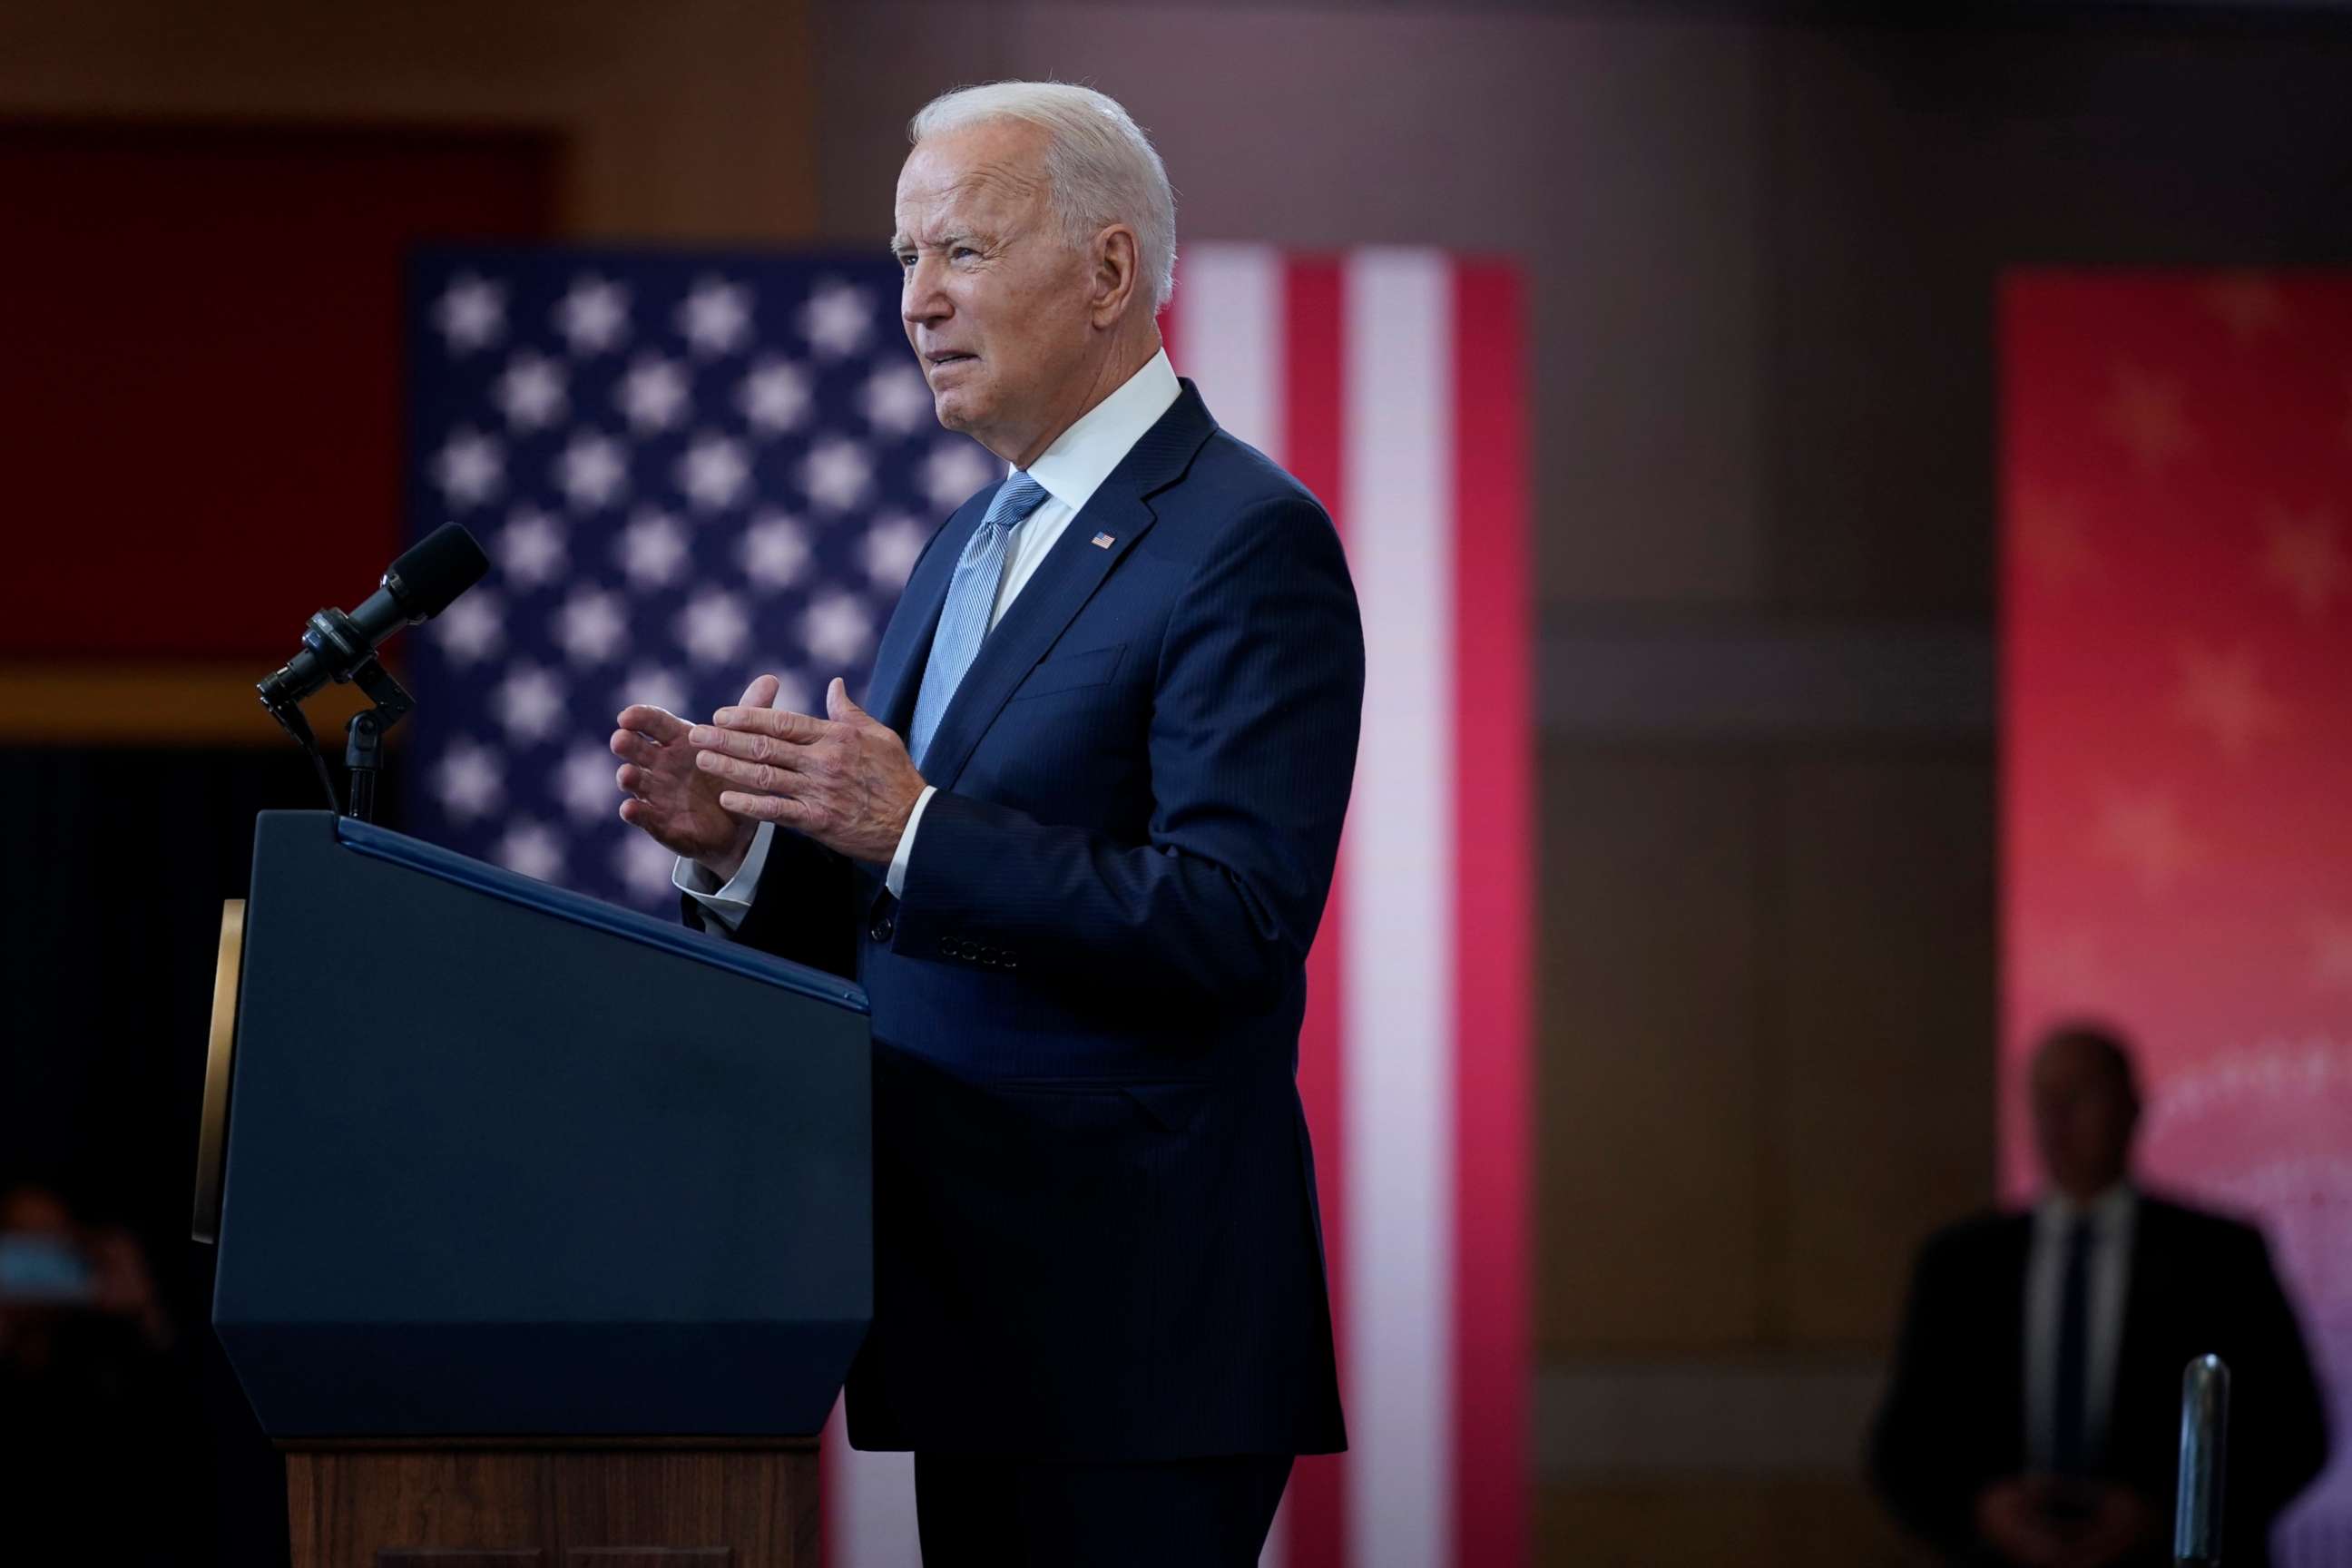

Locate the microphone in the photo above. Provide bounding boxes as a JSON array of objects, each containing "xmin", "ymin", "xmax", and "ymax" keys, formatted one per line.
[{"xmin": 256, "ymin": 524, "xmax": 490, "ymax": 711}]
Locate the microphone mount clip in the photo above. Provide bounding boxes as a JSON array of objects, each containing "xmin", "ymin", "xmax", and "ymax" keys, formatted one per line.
[{"xmin": 260, "ymin": 604, "xmax": 416, "ymax": 825}]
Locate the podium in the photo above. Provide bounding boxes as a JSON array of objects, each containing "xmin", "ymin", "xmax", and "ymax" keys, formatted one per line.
[{"xmin": 199, "ymin": 811, "xmax": 872, "ymax": 1567}]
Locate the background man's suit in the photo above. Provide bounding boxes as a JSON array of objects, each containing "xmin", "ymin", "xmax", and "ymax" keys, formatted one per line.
[
  {"xmin": 686, "ymin": 379, "xmax": 1359, "ymax": 1472},
  {"xmin": 1870, "ymin": 1192, "xmax": 2328, "ymax": 1567}
]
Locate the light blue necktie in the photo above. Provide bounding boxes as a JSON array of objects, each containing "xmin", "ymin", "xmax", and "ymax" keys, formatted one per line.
[{"xmin": 907, "ymin": 470, "xmax": 1050, "ymax": 768}]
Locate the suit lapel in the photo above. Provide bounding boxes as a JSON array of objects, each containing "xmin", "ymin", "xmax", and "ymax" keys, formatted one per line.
[
  {"xmin": 867, "ymin": 495, "xmax": 989, "ymax": 734},
  {"xmin": 909, "ymin": 382, "xmax": 1219, "ymax": 791}
]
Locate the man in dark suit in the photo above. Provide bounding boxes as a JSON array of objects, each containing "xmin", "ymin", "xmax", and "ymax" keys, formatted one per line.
[
  {"xmin": 1871, "ymin": 1024, "xmax": 2328, "ymax": 1567},
  {"xmin": 609, "ymin": 81, "xmax": 1356, "ymax": 1566}
]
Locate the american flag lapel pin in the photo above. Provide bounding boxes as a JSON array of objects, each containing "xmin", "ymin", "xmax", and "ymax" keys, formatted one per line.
[{"xmin": 1092, "ymin": 532, "xmax": 1115, "ymax": 549}]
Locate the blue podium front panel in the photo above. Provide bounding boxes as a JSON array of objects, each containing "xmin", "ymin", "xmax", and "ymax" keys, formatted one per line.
[{"xmin": 212, "ymin": 812, "xmax": 871, "ymax": 1437}]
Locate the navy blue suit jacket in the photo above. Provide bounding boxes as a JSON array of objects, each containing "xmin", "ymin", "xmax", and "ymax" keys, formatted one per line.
[{"xmin": 688, "ymin": 381, "xmax": 1359, "ymax": 1459}]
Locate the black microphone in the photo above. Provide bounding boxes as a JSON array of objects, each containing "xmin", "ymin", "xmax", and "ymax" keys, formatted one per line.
[{"xmin": 257, "ymin": 523, "xmax": 490, "ymax": 711}]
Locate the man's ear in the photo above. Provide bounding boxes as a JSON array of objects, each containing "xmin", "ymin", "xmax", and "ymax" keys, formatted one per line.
[{"xmin": 1090, "ymin": 224, "xmax": 1142, "ymax": 328}]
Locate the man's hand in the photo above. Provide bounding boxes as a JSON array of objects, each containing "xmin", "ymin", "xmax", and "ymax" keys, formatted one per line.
[
  {"xmin": 688, "ymin": 677, "xmax": 926, "ymax": 867},
  {"xmin": 612, "ymin": 673, "xmax": 779, "ymax": 881},
  {"xmin": 2055, "ymin": 1485, "xmax": 2151, "ymax": 1568},
  {"xmin": 1975, "ymin": 1475, "xmax": 2069, "ymax": 1567},
  {"xmin": 1974, "ymin": 1475, "xmax": 2152, "ymax": 1568}
]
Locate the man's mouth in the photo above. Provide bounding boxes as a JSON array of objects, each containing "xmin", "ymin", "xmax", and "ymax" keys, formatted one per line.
[{"xmin": 926, "ymin": 350, "xmax": 976, "ymax": 368}]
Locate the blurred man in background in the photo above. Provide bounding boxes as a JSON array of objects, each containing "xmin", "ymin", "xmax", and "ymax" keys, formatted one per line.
[
  {"xmin": 1871, "ymin": 1024, "xmax": 2328, "ymax": 1566},
  {"xmin": 0, "ymin": 1180, "xmax": 183, "ymax": 1563}
]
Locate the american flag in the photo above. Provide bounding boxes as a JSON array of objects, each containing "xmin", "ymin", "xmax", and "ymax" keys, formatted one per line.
[
  {"xmin": 402, "ymin": 249, "xmax": 999, "ymax": 912},
  {"xmin": 403, "ymin": 244, "xmax": 1533, "ymax": 1568}
]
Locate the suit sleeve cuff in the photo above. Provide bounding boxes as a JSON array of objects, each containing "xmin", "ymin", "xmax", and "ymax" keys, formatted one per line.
[
  {"xmin": 673, "ymin": 820, "xmax": 778, "ymax": 932},
  {"xmin": 885, "ymin": 786, "xmax": 936, "ymax": 899}
]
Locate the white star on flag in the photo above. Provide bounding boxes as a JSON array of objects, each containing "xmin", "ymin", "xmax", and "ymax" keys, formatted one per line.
[
  {"xmin": 802, "ymin": 592, "xmax": 874, "ymax": 665},
  {"xmin": 555, "ymin": 432, "xmax": 629, "ymax": 510},
  {"xmin": 431, "ymin": 588, "xmax": 505, "ymax": 665},
  {"xmin": 861, "ymin": 364, "xmax": 935, "ymax": 435},
  {"xmin": 802, "ymin": 279, "xmax": 875, "ymax": 358},
  {"xmin": 2311, "ymin": 914, "xmax": 2352, "ymax": 992},
  {"xmin": 494, "ymin": 820, "xmax": 567, "ymax": 883},
  {"xmin": 861, "ymin": 514, "xmax": 929, "ymax": 589},
  {"xmin": 433, "ymin": 740, "xmax": 505, "ymax": 820},
  {"xmin": 617, "ymin": 509, "xmax": 691, "ymax": 588},
  {"xmin": 677, "ymin": 590, "xmax": 752, "ymax": 666},
  {"xmin": 803, "ymin": 436, "xmax": 874, "ymax": 512},
  {"xmin": 433, "ymin": 273, "xmax": 506, "ymax": 353},
  {"xmin": 617, "ymin": 354, "xmax": 691, "ymax": 434},
  {"xmin": 614, "ymin": 830, "xmax": 686, "ymax": 899},
  {"xmin": 767, "ymin": 671, "xmax": 816, "ymax": 717},
  {"xmin": 740, "ymin": 358, "xmax": 814, "ymax": 435},
  {"xmin": 553, "ymin": 586, "xmax": 629, "ymax": 666},
  {"xmin": 556, "ymin": 742, "xmax": 622, "ymax": 822},
  {"xmin": 677, "ymin": 432, "xmax": 752, "ymax": 511},
  {"xmin": 433, "ymin": 428, "xmax": 504, "ymax": 508},
  {"xmin": 922, "ymin": 439, "xmax": 998, "ymax": 510},
  {"xmin": 554, "ymin": 275, "xmax": 631, "ymax": 355},
  {"xmin": 496, "ymin": 509, "xmax": 567, "ymax": 589},
  {"xmin": 493, "ymin": 662, "xmax": 568, "ymax": 742},
  {"xmin": 618, "ymin": 665, "xmax": 692, "ymax": 722},
  {"xmin": 678, "ymin": 277, "xmax": 754, "ymax": 356},
  {"xmin": 494, "ymin": 351, "xmax": 568, "ymax": 429},
  {"xmin": 741, "ymin": 511, "xmax": 813, "ymax": 590}
]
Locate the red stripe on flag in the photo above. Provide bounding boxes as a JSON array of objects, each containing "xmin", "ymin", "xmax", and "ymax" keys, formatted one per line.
[
  {"xmin": 1450, "ymin": 260, "xmax": 1530, "ymax": 1568},
  {"xmin": 1156, "ymin": 291, "xmax": 1181, "ymax": 377},
  {"xmin": 1284, "ymin": 255, "xmax": 1349, "ymax": 1568}
]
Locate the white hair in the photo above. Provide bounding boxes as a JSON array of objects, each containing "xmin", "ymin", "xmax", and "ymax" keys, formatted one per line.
[{"xmin": 909, "ymin": 81, "xmax": 1178, "ymax": 312}]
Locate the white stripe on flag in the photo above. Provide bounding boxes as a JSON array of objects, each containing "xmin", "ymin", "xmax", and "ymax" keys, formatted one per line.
[
  {"xmin": 827, "ymin": 1400, "xmax": 920, "ymax": 1568},
  {"xmin": 1341, "ymin": 249, "xmax": 1456, "ymax": 1568},
  {"xmin": 1178, "ymin": 244, "xmax": 1285, "ymax": 458}
]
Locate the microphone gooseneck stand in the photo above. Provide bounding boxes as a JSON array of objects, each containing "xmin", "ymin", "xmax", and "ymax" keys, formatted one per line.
[
  {"xmin": 262, "ymin": 648, "xmax": 416, "ymax": 827},
  {"xmin": 338, "ymin": 656, "xmax": 415, "ymax": 826}
]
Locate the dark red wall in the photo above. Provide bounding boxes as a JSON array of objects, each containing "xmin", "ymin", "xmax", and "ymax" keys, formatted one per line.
[{"xmin": 0, "ymin": 123, "xmax": 554, "ymax": 657}]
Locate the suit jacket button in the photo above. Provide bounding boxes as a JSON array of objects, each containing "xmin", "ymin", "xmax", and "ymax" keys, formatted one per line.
[{"xmin": 868, "ymin": 911, "xmax": 895, "ymax": 943}]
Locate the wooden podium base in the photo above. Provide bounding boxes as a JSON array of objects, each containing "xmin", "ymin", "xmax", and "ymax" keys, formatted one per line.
[{"xmin": 283, "ymin": 1437, "xmax": 819, "ymax": 1568}]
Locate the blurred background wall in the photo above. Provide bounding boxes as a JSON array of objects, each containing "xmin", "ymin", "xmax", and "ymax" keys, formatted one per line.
[{"xmin": 7, "ymin": 3, "xmax": 2352, "ymax": 1563}]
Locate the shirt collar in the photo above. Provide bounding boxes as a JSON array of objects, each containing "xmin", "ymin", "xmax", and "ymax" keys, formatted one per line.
[
  {"xmin": 1018, "ymin": 348, "xmax": 1181, "ymax": 516},
  {"xmin": 2035, "ymin": 1181, "xmax": 2137, "ymax": 1237}
]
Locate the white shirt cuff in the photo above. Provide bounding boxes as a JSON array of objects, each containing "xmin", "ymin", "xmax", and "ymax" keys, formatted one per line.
[
  {"xmin": 887, "ymin": 786, "xmax": 936, "ymax": 899},
  {"xmin": 672, "ymin": 820, "xmax": 778, "ymax": 933}
]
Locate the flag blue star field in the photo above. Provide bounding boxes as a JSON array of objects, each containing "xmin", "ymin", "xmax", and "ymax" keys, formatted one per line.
[{"xmin": 401, "ymin": 250, "xmax": 998, "ymax": 913}]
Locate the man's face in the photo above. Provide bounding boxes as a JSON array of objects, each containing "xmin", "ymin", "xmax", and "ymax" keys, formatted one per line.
[
  {"xmin": 893, "ymin": 120, "xmax": 1096, "ymax": 458},
  {"xmin": 2030, "ymin": 1038, "xmax": 2139, "ymax": 1198}
]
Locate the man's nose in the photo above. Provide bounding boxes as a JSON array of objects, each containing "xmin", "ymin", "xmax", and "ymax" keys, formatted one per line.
[{"xmin": 902, "ymin": 258, "xmax": 951, "ymax": 327}]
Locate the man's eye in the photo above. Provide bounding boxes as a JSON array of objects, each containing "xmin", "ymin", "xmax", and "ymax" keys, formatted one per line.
[
  {"xmin": 895, "ymin": 252, "xmax": 916, "ymax": 270},
  {"xmin": 951, "ymin": 246, "xmax": 977, "ymax": 261}
]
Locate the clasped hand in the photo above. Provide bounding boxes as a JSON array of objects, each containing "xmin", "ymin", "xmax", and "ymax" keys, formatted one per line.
[{"xmin": 612, "ymin": 673, "xmax": 926, "ymax": 874}]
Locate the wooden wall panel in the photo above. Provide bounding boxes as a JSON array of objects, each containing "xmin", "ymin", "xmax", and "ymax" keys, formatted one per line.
[
  {"xmin": 1537, "ymin": 748, "xmax": 1764, "ymax": 1355},
  {"xmin": 1536, "ymin": 1475, "xmax": 1921, "ymax": 1568},
  {"xmin": 1767, "ymin": 755, "xmax": 1995, "ymax": 1348},
  {"xmin": 0, "ymin": 0, "xmax": 816, "ymax": 242}
]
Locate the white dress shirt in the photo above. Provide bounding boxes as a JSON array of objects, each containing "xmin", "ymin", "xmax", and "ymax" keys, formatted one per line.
[
  {"xmin": 2024, "ymin": 1181, "xmax": 2137, "ymax": 1471},
  {"xmin": 676, "ymin": 348, "xmax": 1183, "ymax": 926}
]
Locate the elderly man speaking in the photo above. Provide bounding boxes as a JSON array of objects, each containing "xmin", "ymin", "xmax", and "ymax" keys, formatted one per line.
[{"xmin": 611, "ymin": 82, "xmax": 1359, "ymax": 1564}]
